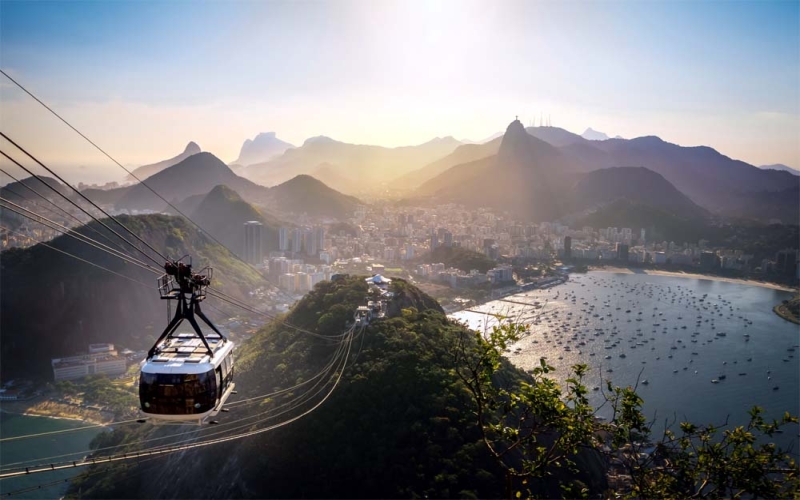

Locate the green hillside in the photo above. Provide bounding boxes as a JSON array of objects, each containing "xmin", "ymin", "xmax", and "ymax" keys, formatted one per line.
[
  {"xmin": 191, "ymin": 185, "xmax": 283, "ymax": 257},
  {"xmin": 0, "ymin": 214, "xmax": 266, "ymax": 378},
  {"xmin": 426, "ymin": 245, "xmax": 496, "ymax": 273},
  {"xmin": 68, "ymin": 277, "xmax": 585, "ymax": 499}
]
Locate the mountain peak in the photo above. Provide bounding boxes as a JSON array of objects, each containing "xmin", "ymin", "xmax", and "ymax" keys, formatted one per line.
[
  {"xmin": 234, "ymin": 132, "xmax": 294, "ymax": 166},
  {"xmin": 184, "ymin": 141, "xmax": 201, "ymax": 154},
  {"xmin": 581, "ymin": 128, "xmax": 610, "ymax": 141},
  {"xmin": 304, "ymin": 135, "xmax": 338, "ymax": 146},
  {"xmin": 498, "ymin": 119, "xmax": 534, "ymax": 162}
]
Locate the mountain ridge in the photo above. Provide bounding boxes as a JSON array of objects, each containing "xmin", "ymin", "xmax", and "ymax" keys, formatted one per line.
[
  {"xmin": 127, "ymin": 142, "xmax": 201, "ymax": 181},
  {"xmin": 233, "ymin": 132, "xmax": 294, "ymax": 167}
]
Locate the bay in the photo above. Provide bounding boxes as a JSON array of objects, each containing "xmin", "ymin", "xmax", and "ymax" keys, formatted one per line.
[
  {"xmin": 450, "ymin": 271, "xmax": 800, "ymax": 453},
  {"xmin": 0, "ymin": 412, "xmax": 105, "ymax": 499}
]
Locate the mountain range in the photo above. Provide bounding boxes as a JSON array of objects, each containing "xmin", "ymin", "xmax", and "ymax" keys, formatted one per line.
[
  {"xmin": 232, "ymin": 132, "xmax": 294, "ymax": 167},
  {"xmin": 82, "ymin": 152, "xmax": 361, "ymax": 220},
  {"xmin": 760, "ymin": 163, "xmax": 799, "ymax": 175},
  {"xmin": 126, "ymin": 142, "xmax": 201, "ymax": 181},
  {"xmin": 236, "ymin": 135, "xmax": 462, "ymax": 193},
  {"xmin": 114, "ymin": 152, "xmax": 269, "ymax": 211},
  {"xmin": 1, "ymin": 175, "xmax": 70, "ymax": 204},
  {"xmin": 409, "ymin": 120, "xmax": 798, "ymax": 225}
]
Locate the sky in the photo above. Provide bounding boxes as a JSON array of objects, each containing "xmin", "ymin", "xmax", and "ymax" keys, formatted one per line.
[{"xmin": 1, "ymin": 0, "xmax": 798, "ymax": 183}]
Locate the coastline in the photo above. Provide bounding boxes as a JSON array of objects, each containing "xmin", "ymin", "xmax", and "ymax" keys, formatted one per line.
[
  {"xmin": 591, "ymin": 267, "xmax": 797, "ymax": 293},
  {"xmin": 1, "ymin": 397, "xmax": 114, "ymax": 426}
]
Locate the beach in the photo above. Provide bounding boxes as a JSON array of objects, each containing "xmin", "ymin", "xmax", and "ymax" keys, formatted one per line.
[
  {"xmin": 1, "ymin": 396, "xmax": 114, "ymax": 426},
  {"xmin": 593, "ymin": 267, "xmax": 797, "ymax": 293}
]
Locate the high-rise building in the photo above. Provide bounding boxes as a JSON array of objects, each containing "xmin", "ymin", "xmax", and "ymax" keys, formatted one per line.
[
  {"xmin": 564, "ymin": 236, "xmax": 572, "ymax": 259},
  {"xmin": 443, "ymin": 231, "xmax": 453, "ymax": 248},
  {"xmin": 315, "ymin": 227, "xmax": 325, "ymax": 252},
  {"xmin": 430, "ymin": 230, "xmax": 439, "ymax": 251},
  {"xmin": 292, "ymin": 228, "xmax": 303, "ymax": 254},
  {"xmin": 304, "ymin": 229, "xmax": 317, "ymax": 257},
  {"xmin": 243, "ymin": 221, "xmax": 264, "ymax": 265},
  {"xmin": 776, "ymin": 249, "xmax": 798, "ymax": 276},
  {"xmin": 278, "ymin": 227, "xmax": 289, "ymax": 251}
]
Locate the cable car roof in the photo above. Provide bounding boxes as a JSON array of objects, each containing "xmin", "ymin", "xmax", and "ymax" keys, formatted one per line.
[{"xmin": 142, "ymin": 333, "xmax": 233, "ymax": 374}]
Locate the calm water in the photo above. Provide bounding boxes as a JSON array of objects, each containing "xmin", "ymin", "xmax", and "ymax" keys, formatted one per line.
[
  {"xmin": 0, "ymin": 412, "xmax": 104, "ymax": 499},
  {"xmin": 451, "ymin": 271, "xmax": 800, "ymax": 452}
]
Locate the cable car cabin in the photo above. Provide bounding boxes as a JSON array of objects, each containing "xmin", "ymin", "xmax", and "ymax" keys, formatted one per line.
[{"xmin": 139, "ymin": 333, "xmax": 235, "ymax": 424}]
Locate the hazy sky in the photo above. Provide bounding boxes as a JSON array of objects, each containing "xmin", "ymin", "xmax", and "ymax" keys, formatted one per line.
[{"xmin": 1, "ymin": 0, "xmax": 798, "ymax": 183}]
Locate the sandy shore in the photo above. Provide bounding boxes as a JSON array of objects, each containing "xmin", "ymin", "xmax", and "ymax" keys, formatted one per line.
[
  {"xmin": 593, "ymin": 267, "xmax": 797, "ymax": 293},
  {"xmin": 1, "ymin": 397, "xmax": 114, "ymax": 426}
]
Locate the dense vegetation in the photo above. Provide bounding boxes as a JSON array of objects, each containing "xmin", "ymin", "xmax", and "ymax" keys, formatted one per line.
[
  {"xmin": 68, "ymin": 277, "xmax": 538, "ymax": 498},
  {"xmin": 68, "ymin": 277, "xmax": 798, "ymax": 498},
  {"xmin": 426, "ymin": 245, "xmax": 496, "ymax": 273},
  {"xmin": 457, "ymin": 322, "xmax": 800, "ymax": 498},
  {"xmin": 0, "ymin": 214, "xmax": 267, "ymax": 378}
]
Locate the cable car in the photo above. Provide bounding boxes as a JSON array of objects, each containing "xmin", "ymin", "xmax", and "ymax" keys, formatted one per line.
[{"xmin": 139, "ymin": 259, "xmax": 235, "ymax": 424}]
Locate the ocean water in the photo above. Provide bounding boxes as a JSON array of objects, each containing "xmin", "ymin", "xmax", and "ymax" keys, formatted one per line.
[
  {"xmin": 451, "ymin": 271, "xmax": 800, "ymax": 452},
  {"xmin": 0, "ymin": 413, "xmax": 105, "ymax": 499}
]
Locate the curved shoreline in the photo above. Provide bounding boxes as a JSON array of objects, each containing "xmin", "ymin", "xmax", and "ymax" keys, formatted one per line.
[
  {"xmin": 592, "ymin": 267, "xmax": 797, "ymax": 293},
  {"xmin": 0, "ymin": 399, "xmax": 114, "ymax": 426}
]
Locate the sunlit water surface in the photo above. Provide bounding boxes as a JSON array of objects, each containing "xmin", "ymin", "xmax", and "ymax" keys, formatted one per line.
[{"xmin": 450, "ymin": 271, "xmax": 800, "ymax": 452}]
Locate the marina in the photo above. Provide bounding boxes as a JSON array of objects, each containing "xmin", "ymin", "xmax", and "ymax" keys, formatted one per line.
[{"xmin": 451, "ymin": 271, "xmax": 800, "ymax": 451}]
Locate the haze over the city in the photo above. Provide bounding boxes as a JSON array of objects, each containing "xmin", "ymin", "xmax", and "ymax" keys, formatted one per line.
[{"xmin": 1, "ymin": 0, "xmax": 798, "ymax": 183}]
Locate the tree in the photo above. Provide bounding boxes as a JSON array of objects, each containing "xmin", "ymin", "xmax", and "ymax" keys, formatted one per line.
[{"xmin": 453, "ymin": 320, "xmax": 800, "ymax": 498}]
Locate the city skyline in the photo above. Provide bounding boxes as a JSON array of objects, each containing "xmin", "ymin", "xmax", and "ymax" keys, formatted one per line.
[{"xmin": 1, "ymin": 0, "xmax": 797, "ymax": 183}]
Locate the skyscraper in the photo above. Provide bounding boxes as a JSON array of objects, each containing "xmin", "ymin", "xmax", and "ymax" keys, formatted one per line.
[
  {"xmin": 315, "ymin": 226, "xmax": 325, "ymax": 252},
  {"xmin": 304, "ymin": 229, "xmax": 318, "ymax": 257},
  {"xmin": 243, "ymin": 221, "xmax": 264, "ymax": 265},
  {"xmin": 278, "ymin": 227, "xmax": 289, "ymax": 251},
  {"xmin": 564, "ymin": 236, "xmax": 572, "ymax": 259},
  {"xmin": 443, "ymin": 230, "xmax": 453, "ymax": 248},
  {"xmin": 292, "ymin": 228, "xmax": 303, "ymax": 254},
  {"xmin": 430, "ymin": 230, "xmax": 439, "ymax": 251}
]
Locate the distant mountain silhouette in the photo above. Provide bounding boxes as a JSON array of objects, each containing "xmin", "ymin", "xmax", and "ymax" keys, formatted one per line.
[
  {"xmin": 114, "ymin": 152, "xmax": 269, "ymax": 211},
  {"xmin": 309, "ymin": 163, "xmax": 356, "ymax": 194},
  {"xmin": 233, "ymin": 132, "xmax": 294, "ymax": 167},
  {"xmin": 561, "ymin": 136, "xmax": 800, "ymax": 219},
  {"xmin": 190, "ymin": 185, "xmax": 283, "ymax": 257},
  {"xmin": 760, "ymin": 163, "xmax": 799, "ymax": 175},
  {"xmin": 525, "ymin": 126, "xmax": 589, "ymax": 147},
  {"xmin": 416, "ymin": 121, "xmax": 720, "ymax": 224},
  {"xmin": 520, "ymin": 129, "xmax": 798, "ymax": 220},
  {"xmin": 238, "ymin": 135, "xmax": 461, "ymax": 189},
  {"xmin": 393, "ymin": 137, "xmax": 502, "ymax": 189},
  {"xmin": 418, "ymin": 120, "xmax": 577, "ymax": 221},
  {"xmin": 127, "ymin": 142, "xmax": 201, "ymax": 181},
  {"xmin": 581, "ymin": 127, "xmax": 610, "ymax": 141},
  {"xmin": 0, "ymin": 175, "xmax": 69, "ymax": 200},
  {"xmin": 570, "ymin": 167, "xmax": 708, "ymax": 218},
  {"xmin": 265, "ymin": 174, "xmax": 361, "ymax": 219}
]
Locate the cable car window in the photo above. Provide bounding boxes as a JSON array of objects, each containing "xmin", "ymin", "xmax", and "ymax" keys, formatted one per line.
[{"xmin": 140, "ymin": 370, "xmax": 217, "ymax": 414}]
